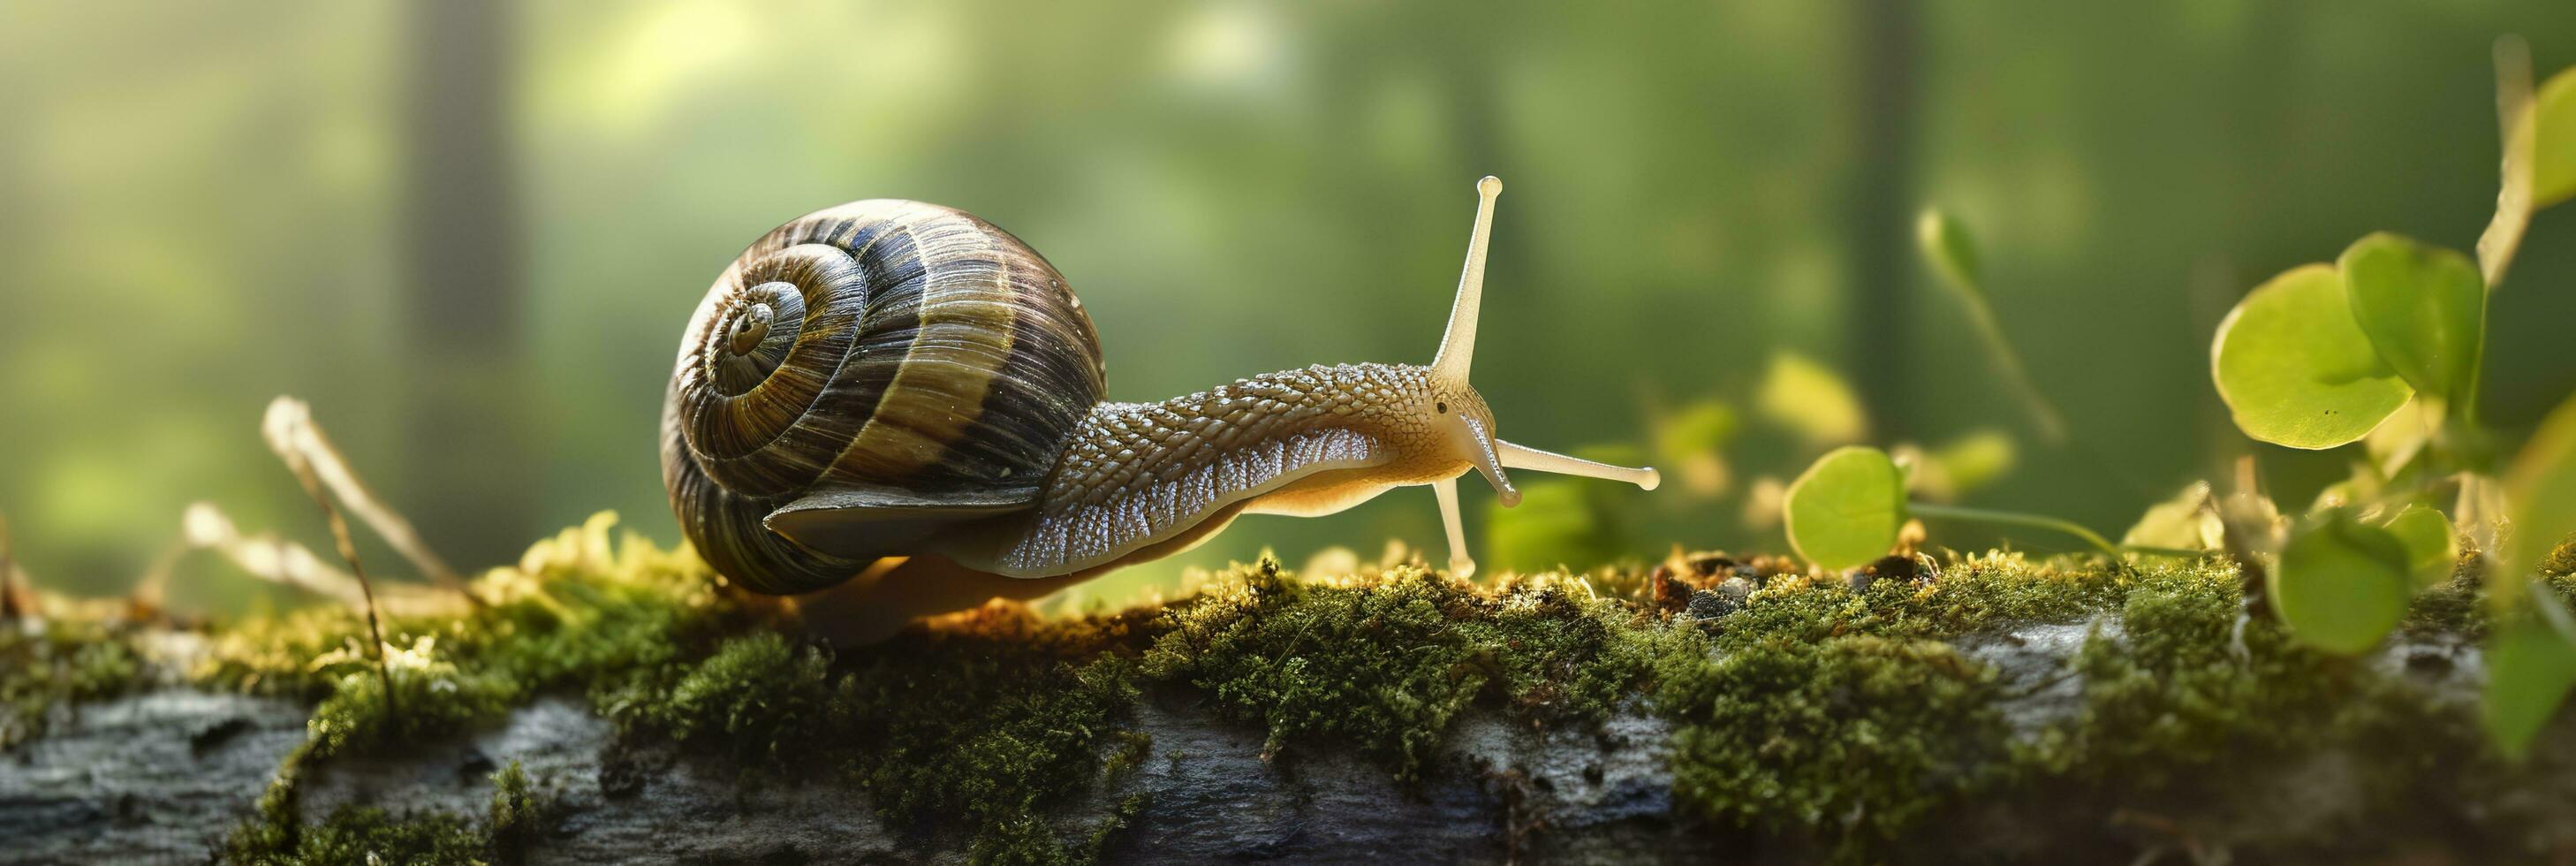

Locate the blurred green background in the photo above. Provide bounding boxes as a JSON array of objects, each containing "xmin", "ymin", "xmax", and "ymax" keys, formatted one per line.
[{"xmin": 5, "ymin": 1, "xmax": 2575, "ymax": 614}]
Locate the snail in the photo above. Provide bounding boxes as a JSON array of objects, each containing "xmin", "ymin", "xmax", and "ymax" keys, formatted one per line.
[{"xmin": 662, "ymin": 176, "xmax": 1658, "ymax": 642}]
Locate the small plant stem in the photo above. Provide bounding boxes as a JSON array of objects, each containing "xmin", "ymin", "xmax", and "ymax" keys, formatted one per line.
[
  {"xmin": 1926, "ymin": 261, "xmax": 2155, "ymax": 498},
  {"xmin": 1943, "ymin": 277, "xmax": 2068, "ymax": 447},
  {"xmin": 2461, "ymin": 302, "xmax": 2488, "ymax": 428},
  {"xmin": 2122, "ymin": 543, "xmax": 2218, "ymax": 558},
  {"xmin": 278, "ymin": 429, "xmax": 398, "ymax": 720},
  {"xmin": 1908, "ymin": 502, "xmax": 2123, "ymax": 558},
  {"xmin": 2475, "ymin": 35, "xmax": 2534, "ymax": 290},
  {"xmin": 0, "ymin": 513, "xmax": 20, "ymax": 621}
]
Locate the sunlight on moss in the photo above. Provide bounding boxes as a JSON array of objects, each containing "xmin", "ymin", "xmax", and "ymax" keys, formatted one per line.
[{"xmin": 1140, "ymin": 558, "xmax": 1663, "ymax": 781}]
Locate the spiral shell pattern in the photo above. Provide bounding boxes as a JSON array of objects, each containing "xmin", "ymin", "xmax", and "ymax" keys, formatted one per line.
[{"xmin": 662, "ymin": 200, "xmax": 1106, "ymax": 594}]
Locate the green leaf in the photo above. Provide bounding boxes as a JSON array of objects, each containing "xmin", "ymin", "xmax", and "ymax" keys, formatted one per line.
[
  {"xmin": 1757, "ymin": 353, "xmax": 1868, "ymax": 447},
  {"xmin": 2378, "ymin": 504, "xmax": 2458, "ymax": 589},
  {"xmin": 2480, "ymin": 38, "xmax": 2536, "ymax": 287},
  {"xmin": 1784, "ymin": 445, "xmax": 1906, "ymax": 571},
  {"xmin": 2337, "ymin": 233, "xmax": 2484, "ymax": 406},
  {"xmin": 1931, "ymin": 429, "xmax": 2016, "ymax": 495},
  {"xmin": 2307, "ymin": 462, "xmax": 2385, "ymax": 514},
  {"xmin": 1655, "ymin": 400, "xmax": 1738, "ymax": 460},
  {"xmin": 1896, "ymin": 430, "xmax": 2018, "ymax": 502},
  {"xmin": 2503, "ymin": 391, "xmax": 2576, "ymax": 591},
  {"xmin": 2534, "ymin": 65, "xmax": 2576, "ymax": 209},
  {"xmin": 2363, "ymin": 400, "xmax": 2439, "ymax": 478},
  {"xmin": 1915, "ymin": 208, "xmax": 1982, "ymax": 292},
  {"xmin": 1654, "ymin": 400, "xmax": 1739, "ymax": 498},
  {"xmin": 2123, "ymin": 482, "xmax": 2221, "ymax": 551},
  {"xmin": 2212, "ymin": 264, "xmax": 2413, "ymax": 450},
  {"xmin": 2482, "ymin": 602, "xmax": 2576, "ymax": 760},
  {"xmin": 2268, "ymin": 511, "xmax": 2413, "ymax": 655}
]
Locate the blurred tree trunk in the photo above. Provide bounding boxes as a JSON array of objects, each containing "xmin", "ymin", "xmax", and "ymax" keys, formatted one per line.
[
  {"xmin": 400, "ymin": 0, "xmax": 530, "ymax": 566},
  {"xmin": 1846, "ymin": 0, "xmax": 1920, "ymax": 436},
  {"xmin": 2196, "ymin": 4, "xmax": 2296, "ymax": 475}
]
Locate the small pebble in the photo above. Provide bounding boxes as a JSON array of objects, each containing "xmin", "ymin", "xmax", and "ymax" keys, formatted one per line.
[
  {"xmin": 1866, "ymin": 553, "xmax": 1922, "ymax": 584},
  {"xmin": 1687, "ymin": 577, "xmax": 1755, "ymax": 620}
]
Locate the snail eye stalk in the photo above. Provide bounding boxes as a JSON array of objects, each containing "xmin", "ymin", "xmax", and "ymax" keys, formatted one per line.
[
  {"xmin": 1430, "ymin": 176, "xmax": 1501, "ymax": 385},
  {"xmin": 1496, "ymin": 440, "xmax": 1661, "ymax": 490}
]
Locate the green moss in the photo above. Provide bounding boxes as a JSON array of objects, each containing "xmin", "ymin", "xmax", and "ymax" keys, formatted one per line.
[
  {"xmin": 1659, "ymin": 633, "xmax": 2008, "ymax": 851},
  {"xmin": 175, "ymin": 516, "xmax": 1154, "ymax": 864},
  {"xmin": 2542, "ymin": 536, "xmax": 2576, "ymax": 579},
  {"xmin": 1696, "ymin": 553, "xmax": 2222, "ymax": 652},
  {"xmin": 224, "ymin": 753, "xmax": 553, "ymax": 865},
  {"xmin": 2033, "ymin": 581, "xmax": 2307, "ymax": 784},
  {"xmin": 486, "ymin": 760, "xmax": 548, "ymax": 862},
  {"xmin": 273, "ymin": 806, "xmax": 488, "ymax": 865},
  {"xmin": 1628, "ymin": 555, "xmax": 2207, "ymax": 853},
  {"xmin": 585, "ymin": 609, "xmax": 1155, "ymax": 863},
  {"xmin": 224, "ymin": 744, "xmax": 312, "ymax": 863},
  {"xmin": 38, "ymin": 516, "xmax": 2554, "ymax": 863},
  {"xmin": 974, "ymin": 792, "xmax": 1148, "ymax": 866},
  {"xmin": 199, "ymin": 514, "xmax": 747, "ymax": 758},
  {"xmin": 0, "ymin": 617, "xmax": 146, "ymax": 748},
  {"xmin": 2394, "ymin": 547, "xmax": 2576, "ymax": 640},
  {"xmin": 2399, "ymin": 560, "xmax": 2488, "ymax": 638},
  {"xmin": 193, "ymin": 607, "xmax": 372, "ymax": 700},
  {"xmin": 611, "ymin": 631, "xmax": 834, "ymax": 761},
  {"xmin": 303, "ymin": 648, "xmax": 518, "ymax": 760},
  {"xmin": 839, "ymin": 636, "xmax": 1144, "ymax": 859},
  {"xmin": 1139, "ymin": 558, "xmax": 1659, "ymax": 781},
  {"xmin": 1635, "ymin": 552, "xmax": 2540, "ymax": 860}
]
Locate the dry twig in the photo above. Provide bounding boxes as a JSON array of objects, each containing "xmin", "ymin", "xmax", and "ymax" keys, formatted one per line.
[
  {"xmin": 263, "ymin": 398, "xmax": 399, "ymax": 718},
  {"xmin": 271, "ymin": 402, "xmax": 467, "ymax": 592}
]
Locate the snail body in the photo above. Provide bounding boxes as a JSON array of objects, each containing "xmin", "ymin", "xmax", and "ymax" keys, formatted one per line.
[{"xmin": 663, "ymin": 178, "xmax": 1657, "ymax": 641}]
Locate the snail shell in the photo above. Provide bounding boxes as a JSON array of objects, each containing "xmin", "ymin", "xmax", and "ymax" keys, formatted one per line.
[{"xmin": 660, "ymin": 200, "xmax": 1105, "ymax": 594}]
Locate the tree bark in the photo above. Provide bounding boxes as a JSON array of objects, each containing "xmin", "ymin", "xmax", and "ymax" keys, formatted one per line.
[{"xmin": 9, "ymin": 621, "xmax": 2571, "ymax": 864}]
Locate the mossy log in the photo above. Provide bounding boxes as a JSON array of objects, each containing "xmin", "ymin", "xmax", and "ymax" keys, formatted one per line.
[{"xmin": 5, "ymin": 524, "xmax": 2576, "ymax": 864}]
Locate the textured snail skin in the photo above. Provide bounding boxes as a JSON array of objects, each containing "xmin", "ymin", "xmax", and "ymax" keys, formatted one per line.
[{"xmin": 952, "ymin": 363, "xmax": 1493, "ymax": 578}]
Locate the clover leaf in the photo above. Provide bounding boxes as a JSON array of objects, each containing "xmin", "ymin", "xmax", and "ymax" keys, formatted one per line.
[
  {"xmin": 2212, "ymin": 264, "xmax": 2413, "ymax": 450},
  {"xmin": 1784, "ymin": 445, "xmax": 1905, "ymax": 571}
]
